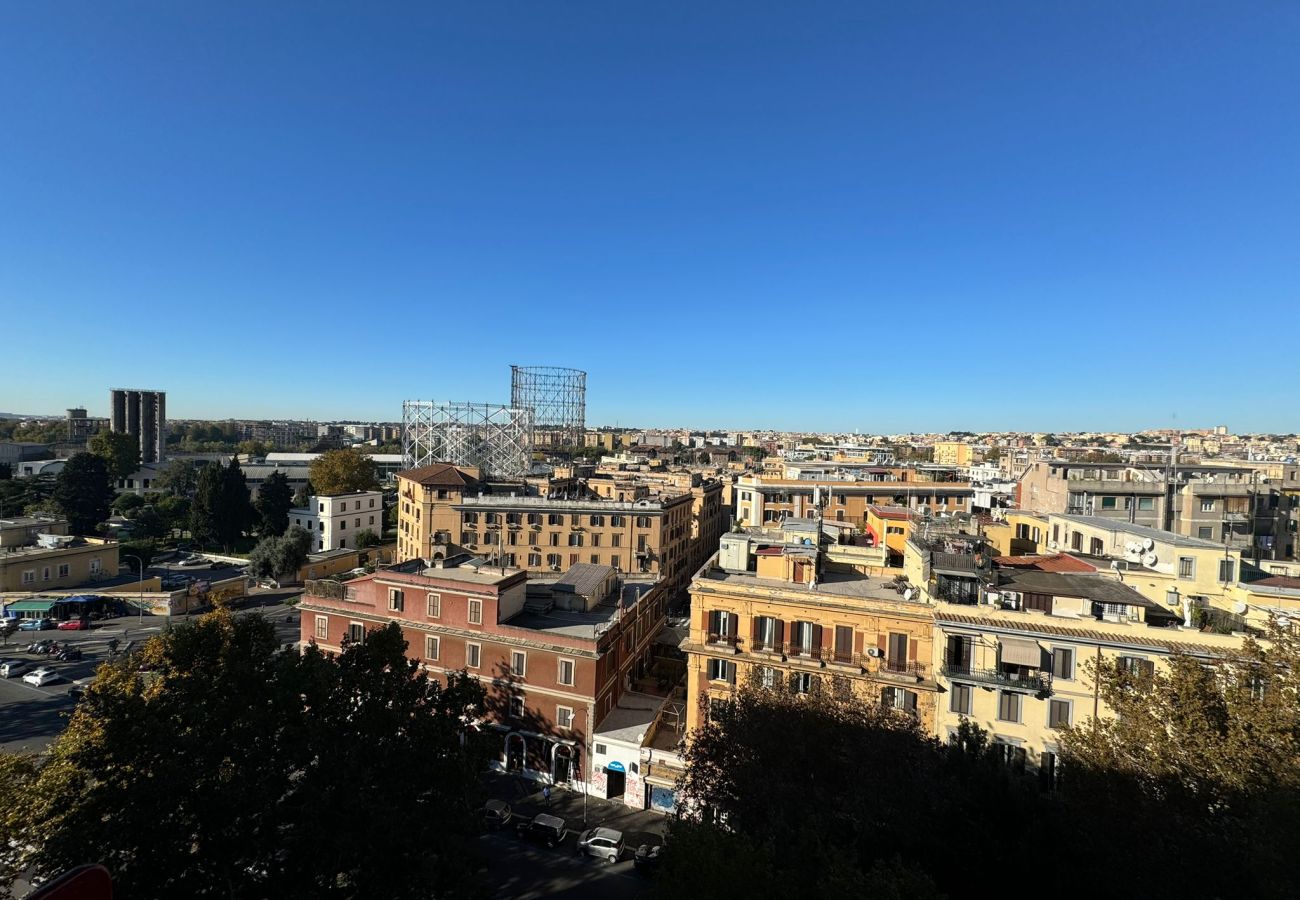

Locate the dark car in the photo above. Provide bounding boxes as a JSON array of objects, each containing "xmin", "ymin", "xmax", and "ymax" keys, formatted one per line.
[
  {"xmin": 634, "ymin": 840, "xmax": 663, "ymax": 876},
  {"xmin": 516, "ymin": 813, "xmax": 568, "ymax": 848},
  {"xmin": 483, "ymin": 799, "xmax": 512, "ymax": 829}
]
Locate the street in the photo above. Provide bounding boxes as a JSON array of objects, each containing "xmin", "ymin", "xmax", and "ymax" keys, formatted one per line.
[{"xmin": 0, "ymin": 601, "xmax": 302, "ymax": 754}]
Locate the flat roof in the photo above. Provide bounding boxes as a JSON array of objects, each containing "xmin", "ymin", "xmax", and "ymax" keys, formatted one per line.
[
  {"xmin": 1001, "ymin": 570, "xmax": 1161, "ymax": 609},
  {"xmin": 1054, "ymin": 515, "xmax": 1226, "ymax": 549},
  {"xmin": 698, "ymin": 567, "xmax": 921, "ymax": 604},
  {"xmin": 593, "ymin": 692, "xmax": 668, "ymax": 744}
]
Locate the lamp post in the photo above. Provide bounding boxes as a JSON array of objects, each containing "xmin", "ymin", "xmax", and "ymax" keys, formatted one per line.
[{"xmin": 122, "ymin": 555, "xmax": 145, "ymax": 623}]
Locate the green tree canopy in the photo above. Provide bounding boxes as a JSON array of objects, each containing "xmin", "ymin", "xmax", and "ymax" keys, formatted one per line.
[
  {"xmin": 111, "ymin": 492, "xmax": 147, "ymax": 515},
  {"xmin": 354, "ymin": 528, "xmax": 380, "ymax": 549},
  {"xmin": 0, "ymin": 614, "xmax": 489, "ymax": 900},
  {"xmin": 308, "ymin": 448, "xmax": 379, "ymax": 495},
  {"xmin": 255, "ymin": 469, "xmax": 294, "ymax": 537},
  {"xmin": 88, "ymin": 430, "xmax": 141, "ymax": 482},
  {"xmin": 248, "ymin": 526, "xmax": 313, "ymax": 580},
  {"xmin": 156, "ymin": 458, "xmax": 200, "ymax": 496},
  {"xmin": 189, "ymin": 459, "xmax": 253, "ymax": 550},
  {"xmin": 52, "ymin": 452, "xmax": 114, "ymax": 534}
]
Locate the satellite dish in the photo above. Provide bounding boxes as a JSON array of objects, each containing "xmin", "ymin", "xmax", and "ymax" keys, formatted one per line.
[
  {"xmin": 1048, "ymin": 540, "xmax": 1059, "ymax": 550},
  {"xmin": 903, "ymin": 588, "xmax": 915, "ymax": 601},
  {"xmin": 1233, "ymin": 601, "xmax": 1248, "ymax": 615},
  {"xmin": 1143, "ymin": 538, "xmax": 1156, "ymax": 551},
  {"xmin": 1143, "ymin": 552, "xmax": 1158, "ymax": 567}
]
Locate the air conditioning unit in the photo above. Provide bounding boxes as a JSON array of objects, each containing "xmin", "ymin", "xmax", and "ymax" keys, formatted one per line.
[
  {"xmin": 865, "ymin": 647, "xmax": 883, "ymax": 658},
  {"xmin": 551, "ymin": 564, "xmax": 562, "ymax": 571},
  {"xmin": 1048, "ymin": 540, "xmax": 1060, "ymax": 550},
  {"xmin": 1001, "ymin": 591, "xmax": 1021, "ymax": 610}
]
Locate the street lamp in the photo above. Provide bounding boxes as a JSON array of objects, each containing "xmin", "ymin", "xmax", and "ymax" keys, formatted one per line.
[{"xmin": 122, "ymin": 554, "xmax": 146, "ymax": 624}]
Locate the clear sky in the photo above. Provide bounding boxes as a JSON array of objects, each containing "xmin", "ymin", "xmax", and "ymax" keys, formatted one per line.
[{"xmin": 2, "ymin": 2, "xmax": 1297, "ymax": 433}]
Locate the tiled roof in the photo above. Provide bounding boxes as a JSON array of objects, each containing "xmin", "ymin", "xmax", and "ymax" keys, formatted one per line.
[
  {"xmin": 1253, "ymin": 575, "xmax": 1300, "ymax": 590},
  {"xmin": 934, "ymin": 612, "xmax": 1234, "ymax": 657},
  {"xmin": 995, "ymin": 553, "xmax": 1096, "ymax": 573},
  {"xmin": 397, "ymin": 462, "xmax": 478, "ymax": 487}
]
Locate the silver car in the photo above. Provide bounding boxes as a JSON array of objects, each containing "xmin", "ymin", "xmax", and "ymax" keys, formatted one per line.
[
  {"xmin": 576, "ymin": 827, "xmax": 624, "ymax": 864},
  {"xmin": 0, "ymin": 659, "xmax": 29, "ymax": 678}
]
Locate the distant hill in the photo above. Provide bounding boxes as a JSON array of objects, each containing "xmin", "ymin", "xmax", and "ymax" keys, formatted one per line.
[{"xmin": 0, "ymin": 412, "xmax": 59, "ymax": 420}]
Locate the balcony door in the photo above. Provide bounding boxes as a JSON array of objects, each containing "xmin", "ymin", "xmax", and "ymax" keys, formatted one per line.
[{"xmin": 887, "ymin": 633, "xmax": 909, "ymax": 671}]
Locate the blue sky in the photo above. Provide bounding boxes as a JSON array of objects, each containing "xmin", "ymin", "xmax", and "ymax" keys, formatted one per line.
[{"xmin": 1, "ymin": 2, "xmax": 1297, "ymax": 433}]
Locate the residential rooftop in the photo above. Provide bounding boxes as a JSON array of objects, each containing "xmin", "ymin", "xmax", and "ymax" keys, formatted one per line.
[
  {"xmin": 506, "ymin": 579, "xmax": 658, "ymax": 639},
  {"xmin": 1054, "ymin": 514, "xmax": 1227, "ymax": 549},
  {"xmin": 697, "ymin": 565, "xmax": 921, "ymax": 604}
]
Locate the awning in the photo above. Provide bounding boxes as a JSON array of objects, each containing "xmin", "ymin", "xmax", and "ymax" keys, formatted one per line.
[
  {"xmin": 3, "ymin": 599, "xmax": 56, "ymax": 613},
  {"xmin": 999, "ymin": 637, "xmax": 1043, "ymax": 667}
]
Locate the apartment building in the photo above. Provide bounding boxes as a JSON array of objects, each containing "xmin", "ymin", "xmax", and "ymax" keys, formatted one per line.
[
  {"xmin": 395, "ymin": 462, "xmax": 726, "ymax": 597},
  {"xmin": 903, "ymin": 532, "xmax": 1249, "ymax": 782},
  {"xmin": 298, "ymin": 558, "xmax": 666, "ymax": 794},
  {"xmin": 109, "ymin": 388, "xmax": 167, "ymax": 464},
  {"xmin": 289, "ymin": 490, "xmax": 384, "ymax": 551},
  {"xmin": 735, "ymin": 471, "xmax": 975, "ymax": 532},
  {"xmin": 932, "ymin": 441, "xmax": 973, "ymax": 467},
  {"xmin": 684, "ymin": 521, "xmax": 940, "ymax": 738}
]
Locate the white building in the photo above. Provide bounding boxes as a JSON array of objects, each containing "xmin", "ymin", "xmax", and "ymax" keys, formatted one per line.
[{"xmin": 289, "ymin": 490, "xmax": 384, "ymax": 552}]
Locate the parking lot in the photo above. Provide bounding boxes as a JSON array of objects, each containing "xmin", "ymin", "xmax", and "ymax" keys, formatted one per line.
[{"xmin": 0, "ymin": 601, "xmax": 302, "ymax": 754}]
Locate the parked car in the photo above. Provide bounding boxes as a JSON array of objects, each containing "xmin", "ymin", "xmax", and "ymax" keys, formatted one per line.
[
  {"xmin": 22, "ymin": 667, "xmax": 59, "ymax": 686},
  {"xmin": 68, "ymin": 678, "xmax": 96, "ymax": 703},
  {"xmin": 576, "ymin": 827, "xmax": 624, "ymax": 864},
  {"xmin": 178, "ymin": 555, "xmax": 208, "ymax": 567},
  {"xmin": 633, "ymin": 840, "xmax": 663, "ymax": 876},
  {"xmin": 516, "ymin": 813, "xmax": 568, "ymax": 848},
  {"xmin": 0, "ymin": 659, "xmax": 29, "ymax": 678},
  {"xmin": 56, "ymin": 619, "xmax": 90, "ymax": 631},
  {"xmin": 18, "ymin": 618, "xmax": 53, "ymax": 631},
  {"xmin": 483, "ymin": 799, "xmax": 512, "ymax": 829}
]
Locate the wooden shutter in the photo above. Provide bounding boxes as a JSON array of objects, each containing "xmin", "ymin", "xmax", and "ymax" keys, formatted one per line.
[
  {"xmin": 774, "ymin": 619, "xmax": 784, "ymax": 648},
  {"xmin": 812, "ymin": 624, "xmax": 823, "ymax": 653},
  {"xmin": 751, "ymin": 616, "xmax": 762, "ymax": 646}
]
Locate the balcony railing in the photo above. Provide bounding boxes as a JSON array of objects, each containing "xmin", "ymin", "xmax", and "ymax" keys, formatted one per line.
[
  {"xmin": 942, "ymin": 655, "xmax": 1051, "ymax": 694},
  {"xmin": 706, "ymin": 633, "xmax": 742, "ymax": 648},
  {"xmin": 879, "ymin": 658, "xmax": 927, "ymax": 678}
]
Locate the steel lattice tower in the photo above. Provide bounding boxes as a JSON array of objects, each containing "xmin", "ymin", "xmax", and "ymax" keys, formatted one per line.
[
  {"xmin": 401, "ymin": 401, "xmax": 534, "ymax": 478},
  {"xmin": 510, "ymin": 366, "xmax": 586, "ymax": 448}
]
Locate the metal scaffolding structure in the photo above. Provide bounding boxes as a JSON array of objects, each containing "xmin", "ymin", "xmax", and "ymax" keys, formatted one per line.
[
  {"xmin": 401, "ymin": 401, "xmax": 534, "ymax": 478},
  {"xmin": 510, "ymin": 365, "xmax": 586, "ymax": 448}
]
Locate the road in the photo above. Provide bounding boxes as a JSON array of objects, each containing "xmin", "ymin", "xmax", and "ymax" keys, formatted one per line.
[
  {"xmin": 0, "ymin": 600, "xmax": 301, "ymax": 754},
  {"xmin": 475, "ymin": 830, "xmax": 653, "ymax": 900}
]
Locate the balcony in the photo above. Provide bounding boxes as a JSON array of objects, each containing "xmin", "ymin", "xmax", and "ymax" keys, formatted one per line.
[
  {"xmin": 877, "ymin": 658, "xmax": 927, "ymax": 682},
  {"xmin": 941, "ymin": 655, "xmax": 1051, "ymax": 694},
  {"xmin": 705, "ymin": 633, "xmax": 742, "ymax": 654}
]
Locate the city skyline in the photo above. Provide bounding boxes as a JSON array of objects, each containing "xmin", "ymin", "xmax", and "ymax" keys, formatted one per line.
[{"xmin": 3, "ymin": 3, "xmax": 1298, "ymax": 431}]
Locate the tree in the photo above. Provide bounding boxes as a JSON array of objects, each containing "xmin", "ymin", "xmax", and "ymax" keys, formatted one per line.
[
  {"xmin": 154, "ymin": 493, "xmax": 191, "ymax": 537},
  {"xmin": 111, "ymin": 492, "xmax": 146, "ymax": 515},
  {"xmin": 237, "ymin": 439, "xmax": 269, "ymax": 457},
  {"xmin": 1060, "ymin": 621, "xmax": 1300, "ymax": 896},
  {"xmin": 156, "ymin": 458, "xmax": 200, "ymax": 496},
  {"xmin": 191, "ymin": 458, "xmax": 254, "ymax": 551},
  {"xmin": 308, "ymin": 448, "xmax": 379, "ymax": 495},
  {"xmin": 128, "ymin": 504, "xmax": 168, "ymax": 540},
  {"xmin": 52, "ymin": 453, "xmax": 114, "ymax": 534},
  {"xmin": 247, "ymin": 527, "xmax": 313, "ymax": 581},
  {"xmin": 292, "ymin": 480, "xmax": 314, "ymax": 509},
  {"xmin": 354, "ymin": 528, "xmax": 380, "ymax": 549},
  {"xmin": 255, "ymin": 470, "xmax": 294, "ymax": 537},
  {"xmin": 88, "ymin": 430, "xmax": 141, "ymax": 483},
  {"xmin": 1, "ymin": 614, "xmax": 488, "ymax": 900}
]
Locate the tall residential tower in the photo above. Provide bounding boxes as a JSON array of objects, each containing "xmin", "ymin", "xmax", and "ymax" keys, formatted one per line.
[{"xmin": 109, "ymin": 388, "xmax": 167, "ymax": 464}]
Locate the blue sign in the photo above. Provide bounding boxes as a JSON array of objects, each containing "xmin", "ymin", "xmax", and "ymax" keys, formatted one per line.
[{"xmin": 606, "ymin": 761, "xmax": 626, "ymax": 773}]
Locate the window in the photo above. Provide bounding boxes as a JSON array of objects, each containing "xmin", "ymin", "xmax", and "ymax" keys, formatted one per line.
[
  {"xmin": 1051, "ymin": 647, "xmax": 1074, "ymax": 680},
  {"xmin": 426, "ymin": 593, "xmax": 441, "ymax": 618},
  {"xmin": 466, "ymin": 642, "xmax": 481, "ymax": 669},
  {"xmin": 595, "ymin": 743, "xmax": 608, "ymax": 756},
  {"xmin": 994, "ymin": 741, "xmax": 1028, "ymax": 773},
  {"xmin": 21, "ymin": 570, "xmax": 34, "ymax": 585},
  {"xmin": 1198, "ymin": 526, "xmax": 1214, "ymax": 539},
  {"xmin": 1089, "ymin": 537, "xmax": 1104, "ymax": 556},
  {"xmin": 347, "ymin": 622, "xmax": 365, "ymax": 644},
  {"xmin": 528, "ymin": 553, "xmax": 542, "ymax": 567},
  {"xmin": 511, "ymin": 650, "xmax": 527, "ymax": 677},
  {"xmin": 42, "ymin": 567, "xmax": 50, "ymax": 581},
  {"xmin": 549, "ymin": 533, "xmax": 560, "ymax": 546},
  {"xmin": 424, "ymin": 636, "xmax": 440, "ymax": 660},
  {"xmin": 1100, "ymin": 496, "xmax": 1117, "ymax": 509},
  {"xmin": 509, "ymin": 696, "xmax": 524, "ymax": 718},
  {"xmin": 756, "ymin": 665, "xmax": 777, "ymax": 689},
  {"xmin": 753, "ymin": 615, "xmax": 781, "ymax": 651},
  {"xmin": 558, "ymin": 658, "xmax": 575, "ymax": 686},
  {"xmin": 834, "ymin": 625, "xmax": 854, "ymax": 663},
  {"xmin": 1118, "ymin": 656, "xmax": 1155, "ymax": 679},
  {"xmin": 57, "ymin": 563, "xmax": 70, "ymax": 578},
  {"xmin": 1201, "ymin": 499, "xmax": 1215, "ymax": 512},
  {"xmin": 591, "ymin": 533, "xmax": 601, "ymax": 547},
  {"xmin": 1138, "ymin": 497, "xmax": 1155, "ymax": 511},
  {"xmin": 707, "ymin": 609, "xmax": 735, "ymax": 641},
  {"xmin": 792, "ymin": 672, "xmax": 818, "ymax": 695},
  {"xmin": 340, "ymin": 520, "xmax": 346, "ymax": 530},
  {"xmin": 388, "ymin": 589, "xmax": 404, "ymax": 612},
  {"xmin": 1219, "ymin": 559, "xmax": 1235, "ymax": 583},
  {"xmin": 369, "ymin": 516, "xmax": 375, "ymax": 525},
  {"xmin": 950, "ymin": 682, "xmax": 973, "ymax": 714},
  {"xmin": 1178, "ymin": 557, "xmax": 1195, "ymax": 579},
  {"xmin": 591, "ymin": 554, "xmax": 599, "ymax": 565},
  {"xmin": 590, "ymin": 515, "xmax": 603, "ymax": 527},
  {"xmin": 612, "ymin": 534, "xmax": 621, "ymax": 547},
  {"xmin": 636, "ymin": 515, "xmax": 651, "ymax": 528},
  {"xmin": 707, "ymin": 658, "xmax": 736, "ymax": 684},
  {"xmin": 556, "ymin": 706, "xmax": 574, "ymax": 729},
  {"xmin": 1048, "ymin": 699, "xmax": 1071, "ymax": 729},
  {"xmin": 998, "ymin": 691, "xmax": 1021, "ymax": 723},
  {"xmin": 355, "ymin": 518, "xmax": 361, "ymax": 528},
  {"xmin": 314, "ymin": 616, "xmax": 328, "ymax": 640},
  {"xmin": 881, "ymin": 687, "xmax": 918, "ymax": 713},
  {"xmin": 791, "ymin": 620, "xmax": 817, "ymax": 655},
  {"xmin": 468, "ymin": 599, "xmax": 483, "ymax": 625},
  {"xmin": 370, "ymin": 498, "xmax": 376, "ymax": 507},
  {"xmin": 1039, "ymin": 751, "xmax": 1060, "ymax": 790}
]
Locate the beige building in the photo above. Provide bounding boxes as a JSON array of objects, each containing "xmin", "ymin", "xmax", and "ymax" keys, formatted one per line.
[
  {"xmin": 0, "ymin": 536, "xmax": 119, "ymax": 592},
  {"xmin": 685, "ymin": 522, "xmax": 940, "ymax": 735},
  {"xmin": 396, "ymin": 463, "xmax": 726, "ymax": 597},
  {"xmin": 932, "ymin": 441, "xmax": 972, "ymax": 467}
]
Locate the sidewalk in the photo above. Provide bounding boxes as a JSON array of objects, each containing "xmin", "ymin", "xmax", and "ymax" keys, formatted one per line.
[{"xmin": 481, "ymin": 771, "xmax": 668, "ymax": 843}]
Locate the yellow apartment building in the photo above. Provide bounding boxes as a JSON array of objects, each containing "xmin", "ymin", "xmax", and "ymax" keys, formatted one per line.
[
  {"xmin": 932, "ymin": 441, "xmax": 973, "ymax": 467},
  {"xmin": 0, "ymin": 537, "xmax": 119, "ymax": 592},
  {"xmin": 685, "ymin": 524, "xmax": 939, "ymax": 735}
]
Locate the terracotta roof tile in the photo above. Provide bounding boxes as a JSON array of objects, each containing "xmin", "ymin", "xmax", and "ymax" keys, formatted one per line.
[
  {"xmin": 1253, "ymin": 575, "xmax": 1300, "ymax": 590},
  {"xmin": 934, "ymin": 611, "xmax": 1234, "ymax": 657},
  {"xmin": 995, "ymin": 553, "xmax": 1096, "ymax": 573},
  {"xmin": 396, "ymin": 462, "xmax": 478, "ymax": 488}
]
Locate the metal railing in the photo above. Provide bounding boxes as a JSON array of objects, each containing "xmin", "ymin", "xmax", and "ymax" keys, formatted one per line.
[{"xmin": 941, "ymin": 656, "xmax": 1051, "ymax": 694}]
